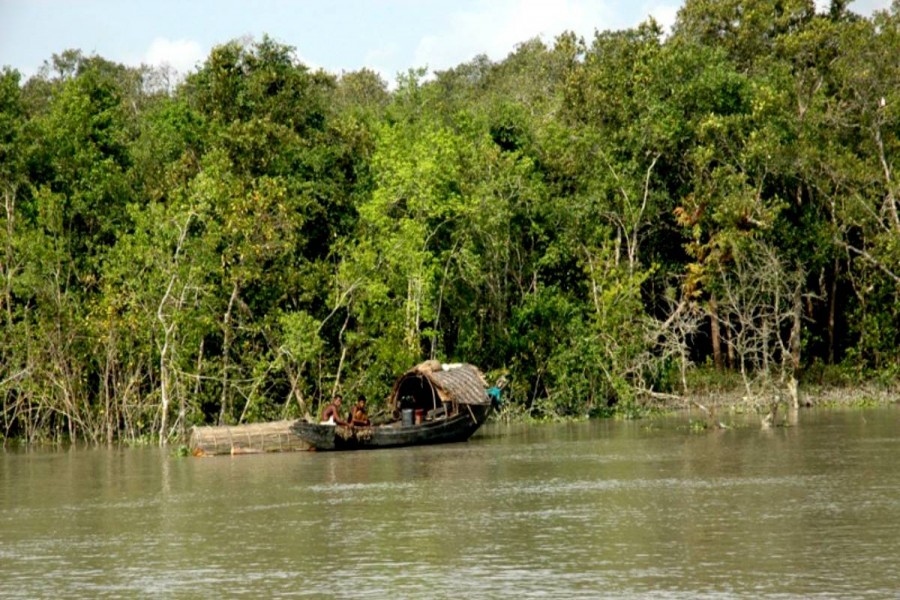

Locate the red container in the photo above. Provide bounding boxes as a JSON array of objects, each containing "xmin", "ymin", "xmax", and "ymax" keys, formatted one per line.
[{"xmin": 414, "ymin": 409, "xmax": 425, "ymax": 424}]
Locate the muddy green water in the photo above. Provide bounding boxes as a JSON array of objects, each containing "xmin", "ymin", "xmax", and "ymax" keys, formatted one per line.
[{"xmin": 2, "ymin": 407, "xmax": 899, "ymax": 599}]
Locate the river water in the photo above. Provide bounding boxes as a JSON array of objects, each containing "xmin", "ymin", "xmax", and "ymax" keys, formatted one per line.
[{"xmin": 2, "ymin": 407, "xmax": 899, "ymax": 599}]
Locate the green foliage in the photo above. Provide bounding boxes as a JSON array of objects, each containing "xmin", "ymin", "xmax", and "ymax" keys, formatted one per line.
[{"xmin": 3, "ymin": 5, "xmax": 900, "ymax": 442}]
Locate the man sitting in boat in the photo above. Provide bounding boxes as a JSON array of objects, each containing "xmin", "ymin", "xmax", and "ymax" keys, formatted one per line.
[
  {"xmin": 320, "ymin": 395, "xmax": 348, "ymax": 426},
  {"xmin": 350, "ymin": 397, "xmax": 370, "ymax": 427}
]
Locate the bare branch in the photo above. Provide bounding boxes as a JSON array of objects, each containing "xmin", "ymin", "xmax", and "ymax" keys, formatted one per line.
[{"xmin": 838, "ymin": 238, "xmax": 900, "ymax": 285}]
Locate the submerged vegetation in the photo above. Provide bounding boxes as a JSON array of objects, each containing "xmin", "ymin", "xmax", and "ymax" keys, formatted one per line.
[{"xmin": 1, "ymin": 0, "xmax": 899, "ymax": 444}]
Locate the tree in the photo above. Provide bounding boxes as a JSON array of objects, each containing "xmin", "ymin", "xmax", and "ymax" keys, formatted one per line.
[
  {"xmin": 673, "ymin": 0, "xmax": 816, "ymax": 72},
  {"xmin": 715, "ymin": 239, "xmax": 805, "ymax": 425}
]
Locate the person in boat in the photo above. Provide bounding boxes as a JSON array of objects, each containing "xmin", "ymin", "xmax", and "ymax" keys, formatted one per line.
[
  {"xmin": 350, "ymin": 397, "xmax": 370, "ymax": 427},
  {"xmin": 320, "ymin": 395, "xmax": 348, "ymax": 426}
]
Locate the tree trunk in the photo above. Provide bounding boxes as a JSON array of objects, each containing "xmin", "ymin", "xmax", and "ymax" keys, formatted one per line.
[
  {"xmin": 2, "ymin": 185, "xmax": 15, "ymax": 329},
  {"xmin": 828, "ymin": 258, "xmax": 838, "ymax": 365},
  {"xmin": 790, "ymin": 281, "xmax": 802, "ymax": 372},
  {"xmin": 789, "ymin": 280, "xmax": 803, "ymax": 410},
  {"xmin": 181, "ymin": 338, "xmax": 204, "ymax": 441},
  {"xmin": 762, "ymin": 401, "xmax": 778, "ymax": 429},
  {"xmin": 725, "ymin": 318, "xmax": 734, "ymax": 369},
  {"xmin": 103, "ymin": 329, "xmax": 115, "ymax": 443},
  {"xmin": 709, "ymin": 294, "xmax": 723, "ymax": 370},
  {"xmin": 157, "ymin": 213, "xmax": 192, "ymax": 444},
  {"xmin": 873, "ymin": 124, "xmax": 900, "ymax": 232},
  {"xmin": 218, "ymin": 281, "xmax": 239, "ymax": 426},
  {"xmin": 158, "ymin": 329, "xmax": 171, "ymax": 445},
  {"xmin": 157, "ymin": 280, "xmax": 177, "ymax": 446},
  {"xmin": 331, "ymin": 312, "xmax": 351, "ymax": 399}
]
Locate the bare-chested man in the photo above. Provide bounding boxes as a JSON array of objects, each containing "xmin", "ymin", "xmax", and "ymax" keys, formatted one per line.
[{"xmin": 320, "ymin": 395, "xmax": 347, "ymax": 426}]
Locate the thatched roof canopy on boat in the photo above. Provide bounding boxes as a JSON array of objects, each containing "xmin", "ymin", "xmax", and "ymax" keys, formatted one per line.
[{"xmin": 388, "ymin": 361, "xmax": 489, "ymax": 411}]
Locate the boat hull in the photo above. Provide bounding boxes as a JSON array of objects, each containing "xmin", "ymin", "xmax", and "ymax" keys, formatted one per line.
[{"xmin": 292, "ymin": 404, "xmax": 492, "ymax": 451}]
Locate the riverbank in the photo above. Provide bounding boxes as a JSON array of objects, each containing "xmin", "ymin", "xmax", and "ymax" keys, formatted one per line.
[
  {"xmin": 488, "ymin": 377, "xmax": 899, "ymax": 426},
  {"xmin": 670, "ymin": 383, "xmax": 898, "ymax": 412},
  {"xmin": 677, "ymin": 366, "xmax": 899, "ymax": 410},
  {"xmin": 3, "ymin": 372, "xmax": 897, "ymax": 448}
]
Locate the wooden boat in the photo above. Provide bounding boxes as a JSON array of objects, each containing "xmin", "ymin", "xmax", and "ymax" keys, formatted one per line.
[{"xmin": 292, "ymin": 362, "xmax": 499, "ymax": 451}]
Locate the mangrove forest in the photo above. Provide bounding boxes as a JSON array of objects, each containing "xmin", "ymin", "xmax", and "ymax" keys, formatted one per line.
[{"xmin": 1, "ymin": 0, "xmax": 898, "ymax": 444}]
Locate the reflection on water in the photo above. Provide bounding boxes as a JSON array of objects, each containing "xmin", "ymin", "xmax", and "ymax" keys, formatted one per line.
[{"xmin": 2, "ymin": 407, "xmax": 899, "ymax": 598}]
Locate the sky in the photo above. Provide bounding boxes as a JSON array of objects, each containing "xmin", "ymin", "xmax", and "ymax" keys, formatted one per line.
[{"xmin": 0, "ymin": 0, "xmax": 893, "ymax": 86}]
